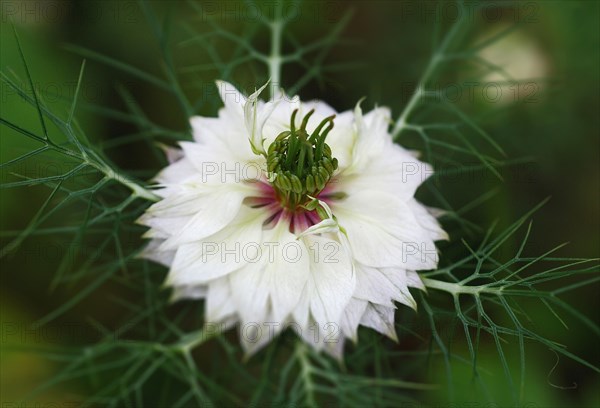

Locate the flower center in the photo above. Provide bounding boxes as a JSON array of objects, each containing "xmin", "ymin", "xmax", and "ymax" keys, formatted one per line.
[{"xmin": 266, "ymin": 109, "xmax": 339, "ymax": 211}]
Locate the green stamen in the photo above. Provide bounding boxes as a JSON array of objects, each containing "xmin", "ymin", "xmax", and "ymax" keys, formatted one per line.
[{"xmin": 267, "ymin": 109, "xmax": 339, "ymax": 210}]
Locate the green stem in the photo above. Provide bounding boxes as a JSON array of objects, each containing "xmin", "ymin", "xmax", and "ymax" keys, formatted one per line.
[
  {"xmin": 422, "ymin": 277, "xmax": 503, "ymax": 296},
  {"xmin": 268, "ymin": 3, "xmax": 283, "ymax": 95},
  {"xmin": 296, "ymin": 342, "xmax": 317, "ymax": 407},
  {"xmin": 392, "ymin": 4, "xmax": 468, "ymax": 139},
  {"xmin": 98, "ymin": 164, "xmax": 159, "ymax": 202},
  {"xmin": 174, "ymin": 327, "xmax": 221, "ymax": 353},
  {"xmin": 392, "ymin": 54, "xmax": 440, "ymax": 139}
]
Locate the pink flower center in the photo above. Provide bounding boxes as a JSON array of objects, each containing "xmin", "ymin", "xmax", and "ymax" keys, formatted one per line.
[{"xmin": 245, "ymin": 180, "xmax": 339, "ymax": 234}]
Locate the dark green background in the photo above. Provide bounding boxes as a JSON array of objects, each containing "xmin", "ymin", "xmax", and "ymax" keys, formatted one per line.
[{"xmin": 1, "ymin": 1, "xmax": 598, "ymax": 406}]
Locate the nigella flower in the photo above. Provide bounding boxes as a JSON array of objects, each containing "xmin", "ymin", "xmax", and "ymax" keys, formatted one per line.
[{"xmin": 138, "ymin": 81, "xmax": 447, "ymax": 358}]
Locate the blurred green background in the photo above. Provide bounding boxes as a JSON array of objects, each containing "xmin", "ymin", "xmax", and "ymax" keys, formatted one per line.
[{"xmin": 1, "ymin": 0, "xmax": 598, "ymax": 406}]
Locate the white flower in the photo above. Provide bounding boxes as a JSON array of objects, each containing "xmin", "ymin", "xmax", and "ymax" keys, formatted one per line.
[{"xmin": 138, "ymin": 81, "xmax": 447, "ymax": 358}]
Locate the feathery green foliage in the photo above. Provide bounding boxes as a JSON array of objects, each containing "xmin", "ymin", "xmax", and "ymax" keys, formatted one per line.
[{"xmin": 1, "ymin": 1, "xmax": 598, "ymax": 407}]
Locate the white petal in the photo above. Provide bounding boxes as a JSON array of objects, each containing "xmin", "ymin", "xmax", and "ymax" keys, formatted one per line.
[
  {"xmin": 340, "ymin": 298, "xmax": 368, "ymax": 341},
  {"xmin": 353, "ymin": 264, "xmax": 398, "ymax": 308},
  {"xmin": 205, "ymin": 279, "xmax": 237, "ymax": 323},
  {"xmin": 260, "ymin": 93, "xmax": 301, "ymax": 145},
  {"xmin": 160, "ymin": 183, "xmax": 256, "ymax": 248},
  {"xmin": 137, "ymin": 211, "xmax": 193, "ymax": 240},
  {"xmin": 138, "ymin": 239, "xmax": 175, "ymax": 267},
  {"xmin": 171, "ymin": 285, "xmax": 207, "ymax": 302},
  {"xmin": 267, "ymin": 221, "xmax": 310, "ymax": 323},
  {"xmin": 238, "ymin": 310, "xmax": 286, "ymax": 357},
  {"xmin": 145, "ymin": 188, "xmax": 207, "ymax": 217},
  {"xmin": 215, "ymin": 80, "xmax": 246, "ymax": 116},
  {"xmin": 295, "ymin": 317, "xmax": 344, "ymax": 356},
  {"xmin": 303, "ymin": 235, "xmax": 355, "ymax": 328},
  {"xmin": 380, "ymin": 268, "xmax": 417, "ymax": 309},
  {"xmin": 244, "ymin": 81, "xmax": 279, "ymax": 155},
  {"xmin": 229, "ymin": 219, "xmax": 310, "ymax": 325},
  {"xmin": 337, "ymin": 142, "xmax": 433, "ymax": 200},
  {"xmin": 229, "ymin": 261, "xmax": 271, "ymax": 324},
  {"xmin": 297, "ymin": 218, "xmax": 339, "ymax": 237},
  {"xmin": 351, "ymin": 264, "xmax": 418, "ymax": 310},
  {"xmin": 165, "ymin": 206, "xmax": 267, "ymax": 285},
  {"xmin": 155, "ymin": 143, "xmax": 184, "ymax": 164},
  {"xmin": 322, "ymin": 110, "xmax": 355, "ymax": 170},
  {"xmin": 408, "ymin": 199, "xmax": 449, "ymax": 241},
  {"xmin": 192, "ymin": 81, "xmax": 262, "ymax": 162},
  {"xmin": 153, "ymin": 157, "xmax": 196, "ymax": 186},
  {"xmin": 190, "ymin": 115, "xmax": 254, "ymax": 161},
  {"xmin": 359, "ymin": 303, "xmax": 398, "ymax": 342},
  {"xmin": 291, "ymin": 283, "xmax": 310, "ymax": 330},
  {"xmin": 322, "ymin": 336, "xmax": 345, "ymax": 360},
  {"xmin": 332, "ymin": 190, "xmax": 438, "ymax": 270},
  {"xmin": 179, "ymin": 141, "xmax": 262, "ymax": 185},
  {"xmin": 406, "ymin": 270, "xmax": 426, "ymax": 291},
  {"xmin": 349, "ymin": 105, "xmax": 391, "ymax": 171}
]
